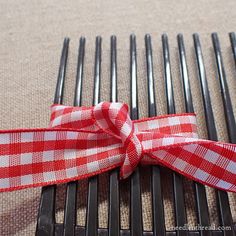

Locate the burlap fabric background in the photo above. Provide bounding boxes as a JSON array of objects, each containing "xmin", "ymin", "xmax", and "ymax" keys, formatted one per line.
[{"xmin": 1, "ymin": 0, "xmax": 236, "ymax": 235}]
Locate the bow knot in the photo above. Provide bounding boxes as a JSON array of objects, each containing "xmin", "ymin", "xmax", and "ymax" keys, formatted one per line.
[
  {"xmin": 93, "ymin": 102, "xmax": 143, "ymax": 177},
  {"xmin": 121, "ymin": 134, "xmax": 143, "ymax": 178}
]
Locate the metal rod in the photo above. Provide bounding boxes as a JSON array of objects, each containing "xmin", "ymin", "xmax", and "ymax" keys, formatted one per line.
[
  {"xmin": 36, "ymin": 37, "xmax": 70, "ymax": 236},
  {"xmin": 74, "ymin": 37, "xmax": 86, "ymax": 107},
  {"xmin": 160, "ymin": 33, "xmax": 187, "ymax": 236},
  {"xmin": 212, "ymin": 33, "xmax": 236, "ymax": 143},
  {"xmin": 145, "ymin": 34, "xmax": 166, "ymax": 236},
  {"xmin": 63, "ymin": 37, "xmax": 86, "ymax": 236},
  {"xmin": 85, "ymin": 36, "xmax": 102, "ymax": 236},
  {"xmin": 108, "ymin": 35, "xmax": 120, "ymax": 236},
  {"xmin": 130, "ymin": 34, "xmax": 139, "ymax": 120},
  {"xmin": 130, "ymin": 34, "xmax": 143, "ymax": 236},
  {"xmin": 211, "ymin": 33, "xmax": 235, "ymax": 236},
  {"xmin": 177, "ymin": 34, "xmax": 194, "ymax": 113},
  {"xmin": 229, "ymin": 32, "xmax": 236, "ymax": 69},
  {"xmin": 110, "ymin": 35, "xmax": 118, "ymax": 103},
  {"xmin": 162, "ymin": 34, "xmax": 175, "ymax": 114},
  {"xmin": 192, "ymin": 33, "xmax": 213, "ymax": 236}
]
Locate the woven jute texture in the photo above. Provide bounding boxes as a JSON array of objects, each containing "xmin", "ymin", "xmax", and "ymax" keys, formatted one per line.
[{"xmin": 1, "ymin": 0, "xmax": 236, "ymax": 235}]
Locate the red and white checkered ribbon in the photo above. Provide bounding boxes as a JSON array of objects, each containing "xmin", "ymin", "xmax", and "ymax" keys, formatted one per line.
[{"xmin": 0, "ymin": 101, "xmax": 236, "ymax": 192}]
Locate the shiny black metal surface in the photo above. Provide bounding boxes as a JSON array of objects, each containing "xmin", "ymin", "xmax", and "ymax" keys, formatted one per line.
[
  {"xmin": 191, "ymin": 33, "xmax": 211, "ymax": 236},
  {"xmin": 145, "ymin": 34, "xmax": 165, "ymax": 236},
  {"xmin": 130, "ymin": 34, "xmax": 143, "ymax": 236},
  {"xmin": 108, "ymin": 35, "xmax": 120, "ymax": 236},
  {"xmin": 211, "ymin": 33, "xmax": 235, "ymax": 236},
  {"xmin": 85, "ymin": 36, "xmax": 102, "ymax": 236},
  {"xmin": 63, "ymin": 37, "xmax": 86, "ymax": 236},
  {"xmin": 36, "ymin": 37, "xmax": 70, "ymax": 236}
]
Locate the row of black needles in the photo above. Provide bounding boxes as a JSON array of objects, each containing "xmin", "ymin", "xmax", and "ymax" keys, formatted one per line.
[{"xmin": 36, "ymin": 33, "xmax": 236, "ymax": 236}]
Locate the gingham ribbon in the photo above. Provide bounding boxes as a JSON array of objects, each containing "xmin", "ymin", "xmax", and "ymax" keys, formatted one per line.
[{"xmin": 0, "ymin": 102, "xmax": 236, "ymax": 192}]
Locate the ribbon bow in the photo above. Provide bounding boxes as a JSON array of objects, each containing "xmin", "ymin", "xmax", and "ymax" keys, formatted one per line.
[{"xmin": 0, "ymin": 102, "xmax": 236, "ymax": 192}]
